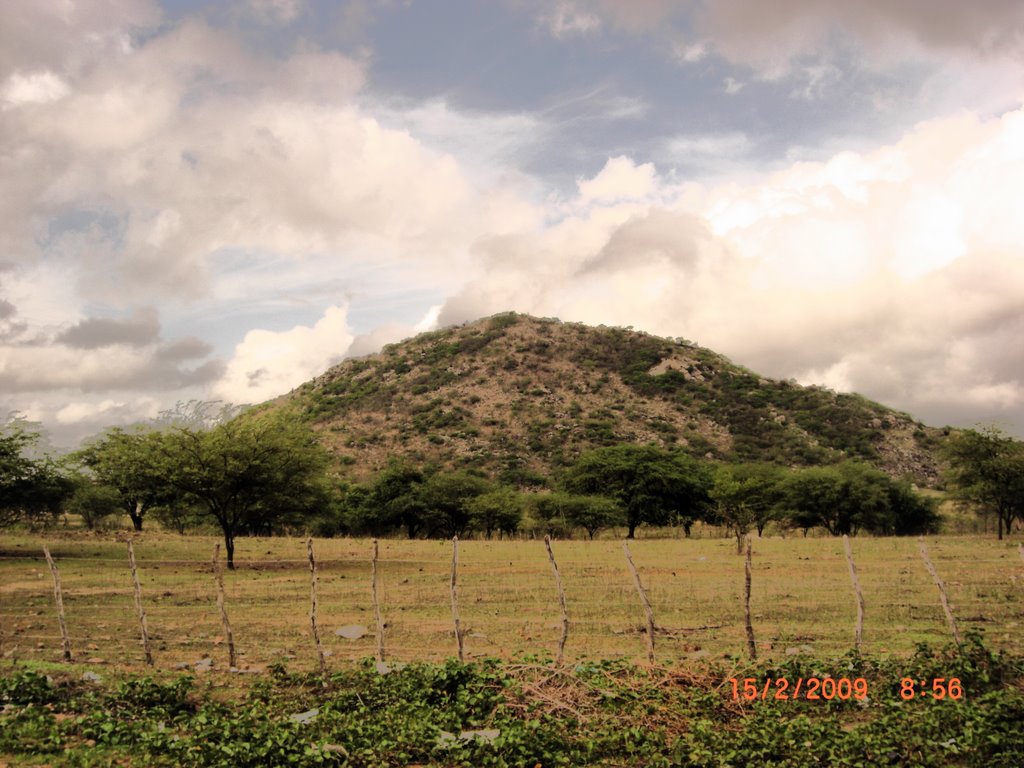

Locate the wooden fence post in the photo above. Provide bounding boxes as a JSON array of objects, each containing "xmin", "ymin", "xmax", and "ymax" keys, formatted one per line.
[
  {"xmin": 544, "ymin": 535, "xmax": 570, "ymax": 665},
  {"xmin": 126, "ymin": 540, "xmax": 153, "ymax": 666},
  {"xmin": 371, "ymin": 539, "xmax": 386, "ymax": 663},
  {"xmin": 212, "ymin": 544, "xmax": 237, "ymax": 668},
  {"xmin": 42, "ymin": 546, "xmax": 72, "ymax": 662},
  {"xmin": 450, "ymin": 536, "xmax": 464, "ymax": 662},
  {"xmin": 306, "ymin": 537, "xmax": 327, "ymax": 673},
  {"xmin": 744, "ymin": 536, "xmax": 756, "ymax": 661},
  {"xmin": 843, "ymin": 535, "xmax": 865, "ymax": 652},
  {"xmin": 918, "ymin": 538, "xmax": 962, "ymax": 648},
  {"xmin": 623, "ymin": 541, "xmax": 656, "ymax": 664}
]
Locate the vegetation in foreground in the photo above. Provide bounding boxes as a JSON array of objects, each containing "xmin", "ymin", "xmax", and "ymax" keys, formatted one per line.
[{"xmin": 1, "ymin": 634, "xmax": 1021, "ymax": 767}]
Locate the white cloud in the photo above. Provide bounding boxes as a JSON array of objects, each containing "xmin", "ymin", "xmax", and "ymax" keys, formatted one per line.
[
  {"xmin": 577, "ymin": 156, "xmax": 658, "ymax": 204},
  {"xmin": 723, "ymin": 77, "xmax": 744, "ymax": 95},
  {"xmin": 437, "ymin": 104, "xmax": 1024, "ymax": 433},
  {"xmin": 538, "ymin": 2, "xmax": 602, "ymax": 39},
  {"xmin": 1, "ymin": 70, "xmax": 70, "ymax": 107},
  {"xmin": 213, "ymin": 305, "xmax": 355, "ymax": 404}
]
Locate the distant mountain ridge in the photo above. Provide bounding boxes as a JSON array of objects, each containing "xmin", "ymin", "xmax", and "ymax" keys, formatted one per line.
[{"xmin": 277, "ymin": 313, "xmax": 946, "ymax": 486}]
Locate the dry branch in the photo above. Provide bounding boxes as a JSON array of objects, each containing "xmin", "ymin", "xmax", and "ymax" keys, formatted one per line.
[
  {"xmin": 42, "ymin": 546, "xmax": 72, "ymax": 662},
  {"xmin": 450, "ymin": 536, "xmax": 464, "ymax": 662},
  {"xmin": 744, "ymin": 537, "xmax": 756, "ymax": 661},
  {"xmin": 918, "ymin": 537, "xmax": 962, "ymax": 648},
  {"xmin": 544, "ymin": 535, "xmax": 570, "ymax": 665},
  {"xmin": 623, "ymin": 541, "xmax": 655, "ymax": 664},
  {"xmin": 212, "ymin": 544, "xmax": 237, "ymax": 668},
  {"xmin": 126, "ymin": 540, "xmax": 153, "ymax": 666},
  {"xmin": 371, "ymin": 539, "xmax": 385, "ymax": 663},
  {"xmin": 843, "ymin": 535, "xmax": 865, "ymax": 652},
  {"xmin": 307, "ymin": 537, "xmax": 327, "ymax": 673}
]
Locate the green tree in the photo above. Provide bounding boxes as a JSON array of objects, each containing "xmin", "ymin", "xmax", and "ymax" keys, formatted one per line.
[
  {"xmin": 781, "ymin": 461, "xmax": 937, "ymax": 536},
  {"xmin": 65, "ymin": 480, "xmax": 121, "ymax": 530},
  {"xmin": 0, "ymin": 423, "xmax": 73, "ymax": 528},
  {"xmin": 944, "ymin": 426, "xmax": 1024, "ymax": 539},
  {"xmin": 711, "ymin": 463, "xmax": 786, "ymax": 553},
  {"xmin": 163, "ymin": 412, "xmax": 332, "ymax": 568},
  {"xmin": 75, "ymin": 428, "xmax": 170, "ymax": 531},
  {"xmin": 418, "ymin": 471, "xmax": 491, "ymax": 538},
  {"xmin": 467, "ymin": 487, "xmax": 524, "ymax": 538},
  {"xmin": 560, "ymin": 494, "xmax": 624, "ymax": 539},
  {"xmin": 562, "ymin": 445, "xmax": 711, "ymax": 538}
]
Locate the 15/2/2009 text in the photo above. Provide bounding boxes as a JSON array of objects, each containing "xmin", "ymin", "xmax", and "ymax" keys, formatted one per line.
[{"xmin": 729, "ymin": 677, "xmax": 868, "ymax": 701}]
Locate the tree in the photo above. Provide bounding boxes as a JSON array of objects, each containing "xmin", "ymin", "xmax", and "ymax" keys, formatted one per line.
[
  {"xmin": 0, "ymin": 423, "xmax": 73, "ymax": 529},
  {"xmin": 65, "ymin": 480, "xmax": 121, "ymax": 530},
  {"xmin": 418, "ymin": 471, "xmax": 492, "ymax": 538},
  {"xmin": 468, "ymin": 487, "xmax": 524, "ymax": 538},
  {"xmin": 75, "ymin": 428, "xmax": 170, "ymax": 531},
  {"xmin": 711, "ymin": 463, "xmax": 786, "ymax": 553},
  {"xmin": 369, "ymin": 463, "xmax": 429, "ymax": 538},
  {"xmin": 162, "ymin": 412, "xmax": 332, "ymax": 568},
  {"xmin": 944, "ymin": 427, "xmax": 1024, "ymax": 539},
  {"xmin": 562, "ymin": 445, "xmax": 711, "ymax": 538},
  {"xmin": 561, "ymin": 494, "xmax": 624, "ymax": 539},
  {"xmin": 781, "ymin": 461, "xmax": 938, "ymax": 537}
]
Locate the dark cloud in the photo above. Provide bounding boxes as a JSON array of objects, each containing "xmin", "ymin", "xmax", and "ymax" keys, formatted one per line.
[
  {"xmin": 0, "ymin": 298, "xmax": 14, "ymax": 319},
  {"xmin": 156, "ymin": 336, "xmax": 215, "ymax": 362},
  {"xmin": 56, "ymin": 308, "xmax": 161, "ymax": 349}
]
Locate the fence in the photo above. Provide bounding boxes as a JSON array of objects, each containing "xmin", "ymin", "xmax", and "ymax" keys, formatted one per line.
[{"xmin": 1, "ymin": 533, "xmax": 1022, "ymax": 672}]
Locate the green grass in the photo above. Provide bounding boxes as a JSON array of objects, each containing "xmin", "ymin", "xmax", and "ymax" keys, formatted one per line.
[{"xmin": 2, "ymin": 531, "xmax": 1022, "ymax": 673}]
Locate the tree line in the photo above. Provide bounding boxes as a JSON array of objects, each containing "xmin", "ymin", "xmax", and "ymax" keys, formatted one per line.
[{"xmin": 3, "ymin": 410, "xmax": 1023, "ymax": 567}]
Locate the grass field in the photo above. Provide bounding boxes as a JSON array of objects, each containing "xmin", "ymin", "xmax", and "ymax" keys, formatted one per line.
[{"xmin": 2, "ymin": 531, "xmax": 1022, "ymax": 673}]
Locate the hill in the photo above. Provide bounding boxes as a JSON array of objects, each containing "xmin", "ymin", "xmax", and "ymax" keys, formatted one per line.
[{"xmin": 281, "ymin": 313, "xmax": 946, "ymax": 486}]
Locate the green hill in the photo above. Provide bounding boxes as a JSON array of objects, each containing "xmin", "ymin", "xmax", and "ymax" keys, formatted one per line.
[{"xmin": 280, "ymin": 312, "xmax": 945, "ymax": 486}]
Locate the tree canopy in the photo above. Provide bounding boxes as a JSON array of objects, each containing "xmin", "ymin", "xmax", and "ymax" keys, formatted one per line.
[
  {"xmin": 0, "ymin": 422, "xmax": 73, "ymax": 528},
  {"xmin": 562, "ymin": 444, "xmax": 712, "ymax": 538},
  {"xmin": 944, "ymin": 426, "xmax": 1024, "ymax": 539},
  {"xmin": 161, "ymin": 411, "xmax": 332, "ymax": 567}
]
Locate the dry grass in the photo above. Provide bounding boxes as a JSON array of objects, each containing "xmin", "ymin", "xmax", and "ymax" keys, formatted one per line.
[{"xmin": 2, "ymin": 531, "xmax": 1022, "ymax": 676}]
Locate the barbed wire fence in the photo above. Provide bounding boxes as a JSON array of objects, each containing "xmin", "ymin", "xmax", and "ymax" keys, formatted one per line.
[{"xmin": 1, "ymin": 534, "xmax": 1021, "ymax": 672}]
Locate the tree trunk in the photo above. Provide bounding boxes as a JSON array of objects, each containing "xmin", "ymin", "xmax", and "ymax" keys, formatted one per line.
[
  {"xmin": 225, "ymin": 531, "xmax": 236, "ymax": 570},
  {"xmin": 998, "ymin": 513, "xmax": 1004, "ymax": 540},
  {"xmin": 627, "ymin": 522, "xmax": 637, "ymax": 539}
]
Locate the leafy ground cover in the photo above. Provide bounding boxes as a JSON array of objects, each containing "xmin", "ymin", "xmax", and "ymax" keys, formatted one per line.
[{"xmin": 1, "ymin": 634, "xmax": 1021, "ymax": 767}]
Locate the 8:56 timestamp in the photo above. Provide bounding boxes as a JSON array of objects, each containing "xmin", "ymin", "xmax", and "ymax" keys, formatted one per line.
[{"xmin": 899, "ymin": 677, "xmax": 964, "ymax": 700}]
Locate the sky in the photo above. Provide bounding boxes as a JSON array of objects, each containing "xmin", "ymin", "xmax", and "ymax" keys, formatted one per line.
[{"xmin": 2, "ymin": 0, "xmax": 1024, "ymax": 447}]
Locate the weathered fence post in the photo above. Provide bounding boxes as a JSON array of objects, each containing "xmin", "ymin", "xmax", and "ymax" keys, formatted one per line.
[
  {"xmin": 212, "ymin": 544, "xmax": 237, "ymax": 668},
  {"xmin": 306, "ymin": 537, "xmax": 327, "ymax": 673},
  {"xmin": 918, "ymin": 537, "xmax": 962, "ymax": 648},
  {"xmin": 843, "ymin": 535, "xmax": 865, "ymax": 652},
  {"xmin": 42, "ymin": 546, "xmax": 72, "ymax": 662},
  {"xmin": 371, "ymin": 539, "xmax": 386, "ymax": 663},
  {"xmin": 744, "ymin": 536, "xmax": 756, "ymax": 661},
  {"xmin": 450, "ymin": 536, "xmax": 464, "ymax": 662},
  {"xmin": 623, "ymin": 541, "xmax": 656, "ymax": 664},
  {"xmin": 126, "ymin": 540, "xmax": 153, "ymax": 666},
  {"xmin": 544, "ymin": 535, "xmax": 570, "ymax": 665}
]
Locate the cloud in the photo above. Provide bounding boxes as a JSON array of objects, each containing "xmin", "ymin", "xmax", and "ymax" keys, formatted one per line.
[
  {"xmin": 577, "ymin": 156, "xmax": 658, "ymax": 204},
  {"xmin": 436, "ymin": 103, "xmax": 1024, "ymax": 434},
  {"xmin": 0, "ymin": 342, "xmax": 224, "ymax": 394},
  {"xmin": 533, "ymin": 1, "xmax": 1024, "ymax": 81},
  {"xmin": 56, "ymin": 308, "xmax": 161, "ymax": 349},
  {"xmin": 537, "ymin": 2, "xmax": 602, "ymax": 39},
  {"xmin": 213, "ymin": 305, "xmax": 355, "ymax": 404},
  {"xmin": 0, "ymin": 70, "xmax": 70, "ymax": 107}
]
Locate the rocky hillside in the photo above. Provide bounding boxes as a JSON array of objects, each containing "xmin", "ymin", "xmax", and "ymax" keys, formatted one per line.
[{"xmin": 279, "ymin": 313, "xmax": 946, "ymax": 486}]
